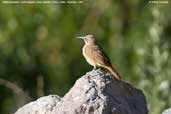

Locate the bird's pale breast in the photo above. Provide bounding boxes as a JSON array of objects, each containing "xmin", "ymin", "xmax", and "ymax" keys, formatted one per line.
[
  {"xmin": 82, "ymin": 44, "xmax": 112, "ymax": 67},
  {"xmin": 82, "ymin": 45, "xmax": 96, "ymax": 66}
]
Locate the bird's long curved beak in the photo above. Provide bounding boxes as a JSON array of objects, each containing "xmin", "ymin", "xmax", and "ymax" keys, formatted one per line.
[{"xmin": 76, "ymin": 36, "xmax": 85, "ymax": 39}]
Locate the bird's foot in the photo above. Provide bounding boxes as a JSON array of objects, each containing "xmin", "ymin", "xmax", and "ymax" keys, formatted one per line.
[
  {"xmin": 91, "ymin": 66, "xmax": 97, "ymax": 71},
  {"xmin": 97, "ymin": 68, "xmax": 101, "ymax": 70},
  {"xmin": 91, "ymin": 69, "xmax": 96, "ymax": 71},
  {"xmin": 92, "ymin": 68, "xmax": 101, "ymax": 72}
]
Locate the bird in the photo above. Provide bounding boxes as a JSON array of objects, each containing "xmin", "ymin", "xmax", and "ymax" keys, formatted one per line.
[{"xmin": 77, "ymin": 34, "xmax": 121, "ymax": 80}]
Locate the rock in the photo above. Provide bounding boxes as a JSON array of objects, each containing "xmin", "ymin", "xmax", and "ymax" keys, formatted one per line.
[
  {"xmin": 15, "ymin": 69, "xmax": 148, "ymax": 114},
  {"xmin": 15, "ymin": 95, "xmax": 61, "ymax": 114},
  {"xmin": 162, "ymin": 108, "xmax": 171, "ymax": 114}
]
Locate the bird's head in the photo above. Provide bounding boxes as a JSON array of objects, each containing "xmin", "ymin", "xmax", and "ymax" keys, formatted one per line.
[{"xmin": 76, "ymin": 34, "xmax": 96, "ymax": 45}]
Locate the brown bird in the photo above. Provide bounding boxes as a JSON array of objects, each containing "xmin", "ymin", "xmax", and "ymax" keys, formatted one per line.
[{"xmin": 77, "ymin": 34, "xmax": 121, "ymax": 80}]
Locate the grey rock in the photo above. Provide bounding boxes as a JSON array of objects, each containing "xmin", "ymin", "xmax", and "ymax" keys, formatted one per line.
[
  {"xmin": 15, "ymin": 69, "xmax": 148, "ymax": 114},
  {"xmin": 15, "ymin": 95, "xmax": 61, "ymax": 114},
  {"xmin": 162, "ymin": 108, "xmax": 171, "ymax": 114}
]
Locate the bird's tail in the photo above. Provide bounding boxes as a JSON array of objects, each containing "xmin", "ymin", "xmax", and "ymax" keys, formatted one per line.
[{"xmin": 106, "ymin": 66, "xmax": 121, "ymax": 80}]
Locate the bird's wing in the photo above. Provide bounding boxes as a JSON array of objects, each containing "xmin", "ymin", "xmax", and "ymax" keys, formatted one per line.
[{"xmin": 89, "ymin": 44, "xmax": 112, "ymax": 67}]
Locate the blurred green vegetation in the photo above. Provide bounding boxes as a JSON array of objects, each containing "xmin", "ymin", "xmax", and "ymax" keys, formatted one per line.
[{"xmin": 0, "ymin": 0, "xmax": 171, "ymax": 114}]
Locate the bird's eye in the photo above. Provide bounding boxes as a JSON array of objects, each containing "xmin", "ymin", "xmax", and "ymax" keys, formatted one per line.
[{"xmin": 85, "ymin": 38, "xmax": 88, "ymax": 41}]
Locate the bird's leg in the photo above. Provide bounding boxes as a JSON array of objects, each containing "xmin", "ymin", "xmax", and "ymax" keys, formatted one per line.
[
  {"xmin": 92, "ymin": 65, "xmax": 97, "ymax": 71},
  {"xmin": 97, "ymin": 67, "xmax": 101, "ymax": 70}
]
